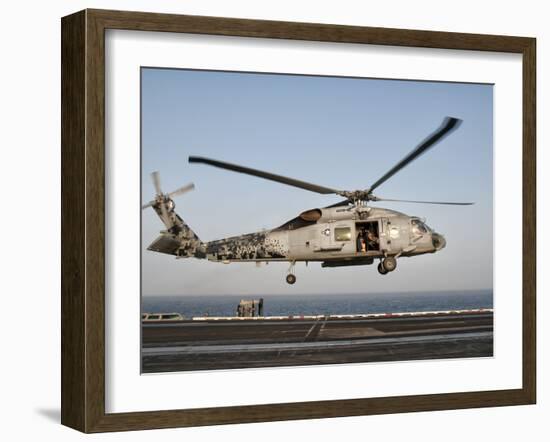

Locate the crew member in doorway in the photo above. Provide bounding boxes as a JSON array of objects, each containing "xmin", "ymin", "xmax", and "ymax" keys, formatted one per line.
[
  {"xmin": 356, "ymin": 231, "xmax": 367, "ymax": 253},
  {"xmin": 366, "ymin": 228, "xmax": 379, "ymax": 251}
]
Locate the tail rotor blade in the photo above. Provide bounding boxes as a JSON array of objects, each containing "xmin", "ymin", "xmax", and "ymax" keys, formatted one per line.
[
  {"xmin": 168, "ymin": 183, "xmax": 195, "ymax": 198},
  {"xmin": 142, "ymin": 201, "xmax": 155, "ymax": 210},
  {"xmin": 151, "ymin": 171, "xmax": 162, "ymax": 195}
]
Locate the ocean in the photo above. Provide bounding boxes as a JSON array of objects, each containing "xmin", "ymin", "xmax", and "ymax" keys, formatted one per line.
[{"xmin": 142, "ymin": 289, "xmax": 492, "ymax": 318}]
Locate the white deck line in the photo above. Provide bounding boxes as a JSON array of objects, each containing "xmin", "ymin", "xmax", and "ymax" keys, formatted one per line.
[{"xmin": 188, "ymin": 308, "xmax": 494, "ymax": 321}]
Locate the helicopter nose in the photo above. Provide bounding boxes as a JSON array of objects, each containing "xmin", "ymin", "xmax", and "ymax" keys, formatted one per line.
[{"xmin": 432, "ymin": 233, "xmax": 446, "ymax": 250}]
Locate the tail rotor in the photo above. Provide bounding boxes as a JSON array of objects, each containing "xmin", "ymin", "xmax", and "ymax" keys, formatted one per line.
[{"xmin": 142, "ymin": 171, "xmax": 195, "ymax": 230}]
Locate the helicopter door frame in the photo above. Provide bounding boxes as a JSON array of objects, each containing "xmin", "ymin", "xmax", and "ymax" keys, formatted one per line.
[
  {"xmin": 379, "ymin": 218, "xmax": 390, "ymax": 253},
  {"xmin": 354, "ymin": 220, "xmax": 382, "ymax": 255}
]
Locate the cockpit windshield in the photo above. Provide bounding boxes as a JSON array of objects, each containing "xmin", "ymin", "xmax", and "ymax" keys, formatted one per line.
[{"xmin": 411, "ymin": 219, "xmax": 431, "ymax": 235}]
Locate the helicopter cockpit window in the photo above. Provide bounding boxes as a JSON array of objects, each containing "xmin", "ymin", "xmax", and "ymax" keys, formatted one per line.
[
  {"xmin": 411, "ymin": 219, "xmax": 429, "ymax": 235},
  {"xmin": 334, "ymin": 227, "xmax": 352, "ymax": 242}
]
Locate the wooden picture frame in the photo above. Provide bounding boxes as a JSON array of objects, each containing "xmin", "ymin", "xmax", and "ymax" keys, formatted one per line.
[{"xmin": 61, "ymin": 8, "xmax": 536, "ymax": 433}]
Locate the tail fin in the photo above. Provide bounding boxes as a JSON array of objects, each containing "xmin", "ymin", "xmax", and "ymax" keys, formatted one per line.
[
  {"xmin": 147, "ymin": 201, "xmax": 206, "ymax": 258},
  {"xmin": 142, "ymin": 172, "xmax": 206, "ymax": 258}
]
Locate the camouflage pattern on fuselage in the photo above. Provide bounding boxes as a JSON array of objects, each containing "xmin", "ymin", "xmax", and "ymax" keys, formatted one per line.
[{"xmin": 205, "ymin": 231, "xmax": 289, "ymax": 262}]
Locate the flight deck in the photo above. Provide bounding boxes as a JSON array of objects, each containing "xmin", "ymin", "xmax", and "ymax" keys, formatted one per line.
[{"xmin": 141, "ymin": 309, "xmax": 493, "ymax": 373}]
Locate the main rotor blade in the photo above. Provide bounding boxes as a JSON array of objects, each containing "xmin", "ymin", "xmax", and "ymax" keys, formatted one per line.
[
  {"xmin": 151, "ymin": 171, "xmax": 162, "ymax": 196},
  {"xmin": 325, "ymin": 199, "xmax": 352, "ymax": 208},
  {"xmin": 168, "ymin": 183, "xmax": 195, "ymax": 198},
  {"xmin": 374, "ymin": 197, "xmax": 474, "ymax": 205},
  {"xmin": 189, "ymin": 156, "xmax": 339, "ymax": 195},
  {"xmin": 368, "ymin": 117, "xmax": 462, "ymax": 193}
]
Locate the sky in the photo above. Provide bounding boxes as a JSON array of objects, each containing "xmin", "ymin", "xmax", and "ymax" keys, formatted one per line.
[{"xmin": 141, "ymin": 68, "xmax": 493, "ymax": 296}]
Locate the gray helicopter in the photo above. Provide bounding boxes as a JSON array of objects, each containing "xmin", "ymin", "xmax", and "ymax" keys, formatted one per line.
[{"xmin": 142, "ymin": 116, "xmax": 473, "ymax": 284}]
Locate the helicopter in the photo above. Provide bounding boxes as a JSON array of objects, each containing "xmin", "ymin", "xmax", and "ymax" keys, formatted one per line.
[{"xmin": 142, "ymin": 116, "xmax": 473, "ymax": 284}]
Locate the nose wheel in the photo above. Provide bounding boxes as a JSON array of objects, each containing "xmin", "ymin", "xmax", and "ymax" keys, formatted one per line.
[{"xmin": 286, "ymin": 261, "xmax": 297, "ymax": 284}]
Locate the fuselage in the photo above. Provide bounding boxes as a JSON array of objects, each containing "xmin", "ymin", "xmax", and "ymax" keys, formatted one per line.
[{"xmin": 202, "ymin": 206, "xmax": 446, "ymax": 265}]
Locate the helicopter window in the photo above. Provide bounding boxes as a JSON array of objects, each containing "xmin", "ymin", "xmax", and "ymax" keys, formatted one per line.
[
  {"xmin": 411, "ymin": 219, "xmax": 429, "ymax": 235},
  {"xmin": 334, "ymin": 227, "xmax": 351, "ymax": 241}
]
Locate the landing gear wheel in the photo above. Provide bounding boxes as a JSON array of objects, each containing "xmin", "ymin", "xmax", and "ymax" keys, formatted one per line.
[
  {"xmin": 377, "ymin": 262, "xmax": 388, "ymax": 275},
  {"xmin": 382, "ymin": 257, "xmax": 397, "ymax": 272},
  {"xmin": 286, "ymin": 260, "xmax": 297, "ymax": 284}
]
